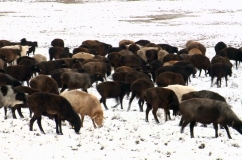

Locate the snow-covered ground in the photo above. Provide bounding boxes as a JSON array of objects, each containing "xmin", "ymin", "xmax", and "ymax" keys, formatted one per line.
[{"xmin": 1, "ymin": 0, "xmax": 242, "ymax": 159}]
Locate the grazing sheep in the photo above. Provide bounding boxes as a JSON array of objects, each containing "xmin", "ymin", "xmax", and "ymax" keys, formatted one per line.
[
  {"xmin": 82, "ymin": 61, "xmax": 111, "ymax": 79},
  {"xmin": 155, "ymin": 71, "xmax": 185, "ymax": 87},
  {"xmin": 209, "ymin": 62, "xmax": 232, "ymax": 88},
  {"xmin": 72, "ymin": 52, "xmax": 94, "ymax": 60},
  {"xmin": 155, "ymin": 64, "xmax": 196, "ymax": 85},
  {"xmin": 211, "ymin": 55, "xmax": 233, "ymax": 69},
  {"xmin": 60, "ymin": 72, "xmax": 104, "ymax": 93},
  {"xmin": 60, "ymin": 90, "xmax": 104, "ymax": 128},
  {"xmin": 162, "ymin": 54, "xmax": 183, "ymax": 63},
  {"xmin": 181, "ymin": 90, "xmax": 226, "ymax": 103},
  {"xmin": 0, "ymin": 48, "xmax": 20, "ymax": 65},
  {"xmin": 49, "ymin": 46, "xmax": 69, "ymax": 61},
  {"xmin": 0, "ymin": 85, "xmax": 26, "ymax": 119},
  {"xmin": 51, "ymin": 38, "xmax": 64, "ymax": 47},
  {"xmin": 30, "ymin": 75, "xmax": 59, "ymax": 95},
  {"xmin": 36, "ymin": 59, "xmax": 66, "ymax": 75},
  {"xmin": 219, "ymin": 47, "xmax": 242, "ymax": 69},
  {"xmin": 186, "ymin": 41, "xmax": 206, "ymax": 55},
  {"xmin": 215, "ymin": 41, "xmax": 227, "ymax": 55},
  {"xmin": 0, "ymin": 73, "xmax": 22, "ymax": 87},
  {"xmin": 119, "ymin": 54, "xmax": 146, "ymax": 68},
  {"xmin": 27, "ymin": 92, "xmax": 81, "ymax": 134},
  {"xmin": 32, "ymin": 54, "xmax": 47, "ymax": 63},
  {"xmin": 163, "ymin": 84, "xmax": 197, "ymax": 103},
  {"xmin": 112, "ymin": 71, "xmax": 129, "ymax": 82},
  {"xmin": 156, "ymin": 44, "xmax": 178, "ymax": 54},
  {"xmin": 89, "ymin": 41, "xmax": 112, "ymax": 56},
  {"xmin": 125, "ymin": 71, "xmax": 151, "ymax": 85},
  {"xmin": 188, "ymin": 48, "xmax": 202, "ymax": 55},
  {"xmin": 107, "ymin": 52, "xmax": 122, "ymax": 68},
  {"xmin": 17, "ymin": 56, "xmax": 36, "ymax": 65},
  {"xmin": 143, "ymin": 87, "xmax": 179, "ymax": 123},
  {"xmin": 189, "ymin": 54, "xmax": 210, "ymax": 77},
  {"xmin": 179, "ymin": 98, "xmax": 242, "ymax": 139},
  {"xmin": 5, "ymin": 65, "xmax": 41, "ymax": 86},
  {"xmin": 96, "ymin": 81, "xmax": 130, "ymax": 110},
  {"xmin": 127, "ymin": 78, "xmax": 154, "ymax": 112},
  {"xmin": 61, "ymin": 58, "xmax": 80, "ymax": 68},
  {"xmin": 114, "ymin": 66, "xmax": 135, "ymax": 73}
]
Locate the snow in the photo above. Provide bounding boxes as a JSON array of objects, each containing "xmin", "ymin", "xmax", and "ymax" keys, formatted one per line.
[{"xmin": 1, "ymin": 0, "xmax": 242, "ymax": 159}]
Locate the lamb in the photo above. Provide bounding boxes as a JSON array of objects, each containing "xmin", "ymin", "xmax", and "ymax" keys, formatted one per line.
[
  {"xmin": 27, "ymin": 92, "xmax": 81, "ymax": 134},
  {"xmin": 30, "ymin": 75, "xmax": 59, "ymax": 95},
  {"xmin": 155, "ymin": 71, "xmax": 185, "ymax": 87},
  {"xmin": 127, "ymin": 78, "xmax": 154, "ymax": 112},
  {"xmin": 60, "ymin": 72, "xmax": 104, "ymax": 93},
  {"xmin": 5, "ymin": 65, "xmax": 41, "ymax": 86},
  {"xmin": 60, "ymin": 90, "xmax": 104, "ymax": 128},
  {"xmin": 208, "ymin": 62, "xmax": 232, "ymax": 87},
  {"xmin": 163, "ymin": 84, "xmax": 197, "ymax": 103},
  {"xmin": 96, "ymin": 81, "xmax": 130, "ymax": 110},
  {"xmin": 179, "ymin": 98, "xmax": 242, "ymax": 139},
  {"xmin": 143, "ymin": 87, "xmax": 179, "ymax": 123}
]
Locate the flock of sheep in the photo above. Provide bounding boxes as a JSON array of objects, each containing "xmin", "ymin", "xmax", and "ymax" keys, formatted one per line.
[{"xmin": 0, "ymin": 38, "xmax": 242, "ymax": 139}]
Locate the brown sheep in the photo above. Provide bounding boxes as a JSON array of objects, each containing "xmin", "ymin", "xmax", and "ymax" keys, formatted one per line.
[
  {"xmin": 128, "ymin": 43, "xmax": 140, "ymax": 54},
  {"xmin": 118, "ymin": 39, "xmax": 135, "ymax": 48},
  {"xmin": 119, "ymin": 54, "xmax": 146, "ymax": 68},
  {"xmin": 97, "ymin": 81, "xmax": 130, "ymax": 110},
  {"xmin": 60, "ymin": 72, "xmax": 104, "ymax": 93},
  {"xmin": 114, "ymin": 66, "xmax": 135, "ymax": 73},
  {"xmin": 208, "ymin": 62, "xmax": 232, "ymax": 88},
  {"xmin": 155, "ymin": 71, "xmax": 185, "ymax": 87},
  {"xmin": 186, "ymin": 41, "xmax": 206, "ymax": 55},
  {"xmin": 51, "ymin": 38, "xmax": 64, "ymax": 47},
  {"xmin": 215, "ymin": 41, "xmax": 227, "ymax": 55},
  {"xmin": 157, "ymin": 49, "xmax": 169, "ymax": 62},
  {"xmin": 211, "ymin": 55, "xmax": 233, "ymax": 69},
  {"xmin": 49, "ymin": 46, "xmax": 68, "ymax": 61},
  {"xmin": 143, "ymin": 87, "xmax": 179, "ymax": 123},
  {"xmin": 107, "ymin": 52, "xmax": 122, "ymax": 68},
  {"xmin": 127, "ymin": 78, "xmax": 154, "ymax": 112},
  {"xmin": 32, "ymin": 54, "xmax": 47, "ymax": 63},
  {"xmin": 36, "ymin": 59, "xmax": 66, "ymax": 75},
  {"xmin": 125, "ymin": 71, "xmax": 151, "ymax": 85},
  {"xmin": 27, "ymin": 92, "xmax": 81, "ymax": 134},
  {"xmin": 72, "ymin": 52, "xmax": 94, "ymax": 60},
  {"xmin": 219, "ymin": 47, "xmax": 242, "ymax": 69},
  {"xmin": 30, "ymin": 75, "xmax": 59, "ymax": 95},
  {"xmin": 162, "ymin": 54, "xmax": 183, "ymax": 63},
  {"xmin": 0, "ymin": 48, "xmax": 20, "ymax": 65},
  {"xmin": 0, "ymin": 73, "xmax": 22, "ymax": 87},
  {"xmin": 189, "ymin": 54, "xmax": 210, "ymax": 77},
  {"xmin": 179, "ymin": 98, "xmax": 242, "ymax": 139},
  {"xmin": 156, "ymin": 43, "xmax": 178, "ymax": 54},
  {"xmin": 5, "ymin": 65, "xmax": 41, "ymax": 86},
  {"xmin": 60, "ymin": 90, "xmax": 104, "ymax": 128},
  {"xmin": 112, "ymin": 71, "xmax": 129, "ymax": 82},
  {"xmin": 82, "ymin": 61, "xmax": 111, "ymax": 79},
  {"xmin": 135, "ymin": 39, "xmax": 150, "ymax": 46}
]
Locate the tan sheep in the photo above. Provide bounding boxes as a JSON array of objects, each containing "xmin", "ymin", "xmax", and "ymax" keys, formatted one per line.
[
  {"xmin": 72, "ymin": 52, "xmax": 94, "ymax": 60},
  {"xmin": 33, "ymin": 54, "xmax": 47, "ymax": 63},
  {"xmin": 60, "ymin": 90, "xmax": 104, "ymax": 128},
  {"xmin": 157, "ymin": 49, "xmax": 169, "ymax": 62},
  {"xmin": 188, "ymin": 48, "xmax": 202, "ymax": 55},
  {"xmin": 163, "ymin": 60, "xmax": 179, "ymax": 66}
]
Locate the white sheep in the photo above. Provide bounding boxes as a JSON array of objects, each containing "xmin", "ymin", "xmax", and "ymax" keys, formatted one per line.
[
  {"xmin": 163, "ymin": 84, "xmax": 197, "ymax": 103},
  {"xmin": 32, "ymin": 54, "xmax": 47, "ymax": 63},
  {"xmin": 72, "ymin": 52, "xmax": 94, "ymax": 60},
  {"xmin": 60, "ymin": 90, "xmax": 104, "ymax": 128},
  {"xmin": 2, "ymin": 45, "xmax": 30, "ymax": 57}
]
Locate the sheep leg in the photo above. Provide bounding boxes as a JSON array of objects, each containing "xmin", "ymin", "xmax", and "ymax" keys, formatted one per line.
[
  {"xmin": 112, "ymin": 98, "xmax": 120, "ymax": 108},
  {"xmin": 127, "ymin": 92, "xmax": 136, "ymax": 111},
  {"xmin": 30, "ymin": 115, "xmax": 38, "ymax": 131},
  {"xmin": 223, "ymin": 125, "xmax": 232, "ymax": 139},
  {"xmin": 190, "ymin": 121, "xmax": 196, "ymax": 138},
  {"xmin": 152, "ymin": 106, "xmax": 159, "ymax": 123},
  {"xmin": 138, "ymin": 99, "xmax": 144, "ymax": 112},
  {"xmin": 145, "ymin": 103, "xmax": 152, "ymax": 122},
  {"xmin": 119, "ymin": 95, "xmax": 125, "ymax": 109},
  {"xmin": 11, "ymin": 108, "xmax": 17, "ymax": 119},
  {"xmin": 100, "ymin": 97, "xmax": 109, "ymax": 110},
  {"xmin": 4, "ymin": 107, "xmax": 8, "ymax": 120},
  {"xmin": 180, "ymin": 120, "xmax": 190, "ymax": 134},
  {"xmin": 16, "ymin": 108, "xmax": 24, "ymax": 118},
  {"xmin": 213, "ymin": 123, "xmax": 219, "ymax": 138},
  {"xmin": 56, "ymin": 118, "xmax": 63, "ymax": 135},
  {"xmin": 81, "ymin": 114, "xmax": 85, "ymax": 127},
  {"xmin": 225, "ymin": 76, "xmax": 228, "ymax": 87},
  {"xmin": 199, "ymin": 69, "xmax": 202, "ymax": 77},
  {"xmin": 164, "ymin": 108, "xmax": 171, "ymax": 121},
  {"xmin": 29, "ymin": 109, "xmax": 32, "ymax": 118},
  {"xmin": 179, "ymin": 116, "xmax": 183, "ymax": 126},
  {"xmin": 37, "ymin": 116, "xmax": 45, "ymax": 134}
]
